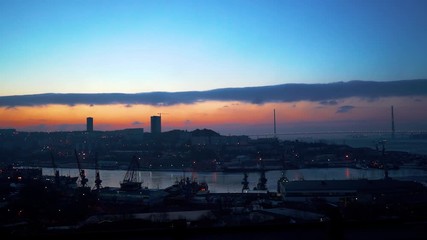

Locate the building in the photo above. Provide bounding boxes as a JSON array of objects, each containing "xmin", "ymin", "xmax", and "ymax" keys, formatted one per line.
[
  {"xmin": 277, "ymin": 176, "xmax": 427, "ymax": 204},
  {"xmin": 150, "ymin": 116, "xmax": 161, "ymax": 134},
  {"xmin": 87, "ymin": 117, "xmax": 93, "ymax": 132}
]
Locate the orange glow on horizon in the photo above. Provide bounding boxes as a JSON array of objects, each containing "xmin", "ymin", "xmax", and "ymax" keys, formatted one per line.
[{"xmin": 1, "ymin": 97, "xmax": 427, "ymax": 133}]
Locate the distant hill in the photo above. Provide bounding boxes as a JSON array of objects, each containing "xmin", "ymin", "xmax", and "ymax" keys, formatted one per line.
[
  {"xmin": 158, "ymin": 128, "xmax": 221, "ymax": 140},
  {"xmin": 190, "ymin": 129, "xmax": 221, "ymax": 137}
]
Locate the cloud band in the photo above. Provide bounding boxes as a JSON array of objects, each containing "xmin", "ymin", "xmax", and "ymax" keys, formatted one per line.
[{"xmin": 1, "ymin": 79, "xmax": 426, "ymax": 107}]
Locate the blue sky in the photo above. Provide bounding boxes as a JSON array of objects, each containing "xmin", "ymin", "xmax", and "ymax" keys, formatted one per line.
[
  {"xmin": 1, "ymin": 0, "xmax": 427, "ymax": 134},
  {"xmin": 1, "ymin": 0, "xmax": 427, "ymax": 96}
]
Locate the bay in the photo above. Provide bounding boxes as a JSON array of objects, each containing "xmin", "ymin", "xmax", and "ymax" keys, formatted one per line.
[{"xmin": 42, "ymin": 167, "xmax": 427, "ymax": 193}]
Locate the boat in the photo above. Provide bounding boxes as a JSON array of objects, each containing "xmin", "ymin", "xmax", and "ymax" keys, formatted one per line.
[
  {"xmin": 45, "ymin": 175, "xmax": 78, "ymax": 187},
  {"xmin": 164, "ymin": 176, "xmax": 209, "ymax": 204},
  {"xmin": 119, "ymin": 155, "xmax": 143, "ymax": 191},
  {"xmin": 48, "ymin": 151, "xmax": 78, "ymax": 187}
]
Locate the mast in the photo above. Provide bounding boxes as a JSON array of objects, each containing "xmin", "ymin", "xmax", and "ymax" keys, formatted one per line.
[{"xmin": 120, "ymin": 155, "xmax": 142, "ymax": 191}]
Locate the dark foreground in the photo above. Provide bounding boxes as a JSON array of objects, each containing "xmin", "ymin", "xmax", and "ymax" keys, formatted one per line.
[
  {"xmin": 4, "ymin": 220, "xmax": 427, "ymax": 240},
  {"xmin": 2, "ymin": 166, "xmax": 427, "ymax": 240}
]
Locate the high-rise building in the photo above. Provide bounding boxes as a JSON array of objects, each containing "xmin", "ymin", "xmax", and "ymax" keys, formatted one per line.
[
  {"xmin": 150, "ymin": 115, "xmax": 161, "ymax": 134},
  {"xmin": 87, "ymin": 117, "xmax": 93, "ymax": 132}
]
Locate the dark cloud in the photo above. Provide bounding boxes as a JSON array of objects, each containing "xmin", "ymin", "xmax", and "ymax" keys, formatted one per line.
[
  {"xmin": 336, "ymin": 105, "xmax": 355, "ymax": 113},
  {"xmin": 319, "ymin": 100, "xmax": 338, "ymax": 105},
  {"xmin": 1, "ymin": 79, "xmax": 426, "ymax": 107}
]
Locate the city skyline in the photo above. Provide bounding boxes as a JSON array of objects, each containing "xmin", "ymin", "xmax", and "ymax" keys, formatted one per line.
[
  {"xmin": 1, "ymin": 86, "xmax": 426, "ymax": 136},
  {"xmin": 1, "ymin": 0, "xmax": 427, "ymax": 135}
]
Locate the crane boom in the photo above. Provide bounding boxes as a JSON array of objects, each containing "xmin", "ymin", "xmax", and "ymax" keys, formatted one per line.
[
  {"xmin": 50, "ymin": 151, "xmax": 60, "ymax": 183},
  {"xmin": 94, "ymin": 152, "xmax": 102, "ymax": 190},
  {"xmin": 74, "ymin": 149, "xmax": 88, "ymax": 187}
]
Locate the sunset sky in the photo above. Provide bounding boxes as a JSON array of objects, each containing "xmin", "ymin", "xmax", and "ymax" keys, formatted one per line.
[{"xmin": 1, "ymin": 0, "xmax": 427, "ymax": 135}]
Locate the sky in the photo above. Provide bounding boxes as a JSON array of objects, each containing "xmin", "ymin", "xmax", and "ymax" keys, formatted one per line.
[{"xmin": 1, "ymin": 0, "xmax": 427, "ymax": 135}]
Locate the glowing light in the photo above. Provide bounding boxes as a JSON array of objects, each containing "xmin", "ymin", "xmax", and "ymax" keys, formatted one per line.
[{"xmin": 345, "ymin": 168, "xmax": 351, "ymax": 178}]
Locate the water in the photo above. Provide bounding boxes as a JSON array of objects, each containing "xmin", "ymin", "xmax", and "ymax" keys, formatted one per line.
[
  {"xmin": 43, "ymin": 167, "xmax": 427, "ymax": 193},
  {"xmin": 41, "ymin": 134, "xmax": 427, "ymax": 193}
]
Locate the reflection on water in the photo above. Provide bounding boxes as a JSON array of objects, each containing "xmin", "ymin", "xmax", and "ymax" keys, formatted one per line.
[{"xmin": 43, "ymin": 167, "xmax": 427, "ymax": 193}]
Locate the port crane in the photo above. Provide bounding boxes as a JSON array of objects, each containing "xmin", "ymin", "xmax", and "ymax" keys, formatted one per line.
[
  {"xmin": 50, "ymin": 151, "xmax": 60, "ymax": 184},
  {"xmin": 74, "ymin": 149, "xmax": 88, "ymax": 188},
  {"xmin": 254, "ymin": 159, "xmax": 267, "ymax": 191},
  {"xmin": 93, "ymin": 152, "xmax": 102, "ymax": 190},
  {"xmin": 241, "ymin": 172, "xmax": 249, "ymax": 193},
  {"xmin": 254, "ymin": 170, "xmax": 267, "ymax": 191}
]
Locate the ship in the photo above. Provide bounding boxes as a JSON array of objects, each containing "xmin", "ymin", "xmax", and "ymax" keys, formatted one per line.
[
  {"xmin": 119, "ymin": 155, "xmax": 143, "ymax": 191},
  {"xmin": 95, "ymin": 155, "xmax": 169, "ymax": 209},
  {"xmin": 97, "ymin": 155, "xmax": 145, "ymax": 203},
  {"xmin": 164, "ymin": 176, "xmax": 209, "ymax": 203},
  {"xmin": 46, "ymin": 151, "xmax": 78, "ymax": 187}
]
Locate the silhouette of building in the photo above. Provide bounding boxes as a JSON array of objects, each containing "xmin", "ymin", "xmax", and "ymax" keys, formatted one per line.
[
  {"xmin": 151, "ymin": 115, "xmax": 161, "ymax": 134},
  {"xmin": 87, "ymin": 117, "xmax": 93, "ymax": 132}
]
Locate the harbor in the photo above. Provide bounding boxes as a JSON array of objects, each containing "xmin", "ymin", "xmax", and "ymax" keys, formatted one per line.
[
  {"xmin": 40, "ymin": 167, "xmax": 427, "ymax": 193},
  {"xmin": 2, "ymin": 159, "xmax": 427, "ymax": 239},
  {"xmin": 2, "ymin": 129, "xmax": 427, "ymax": 238}
]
